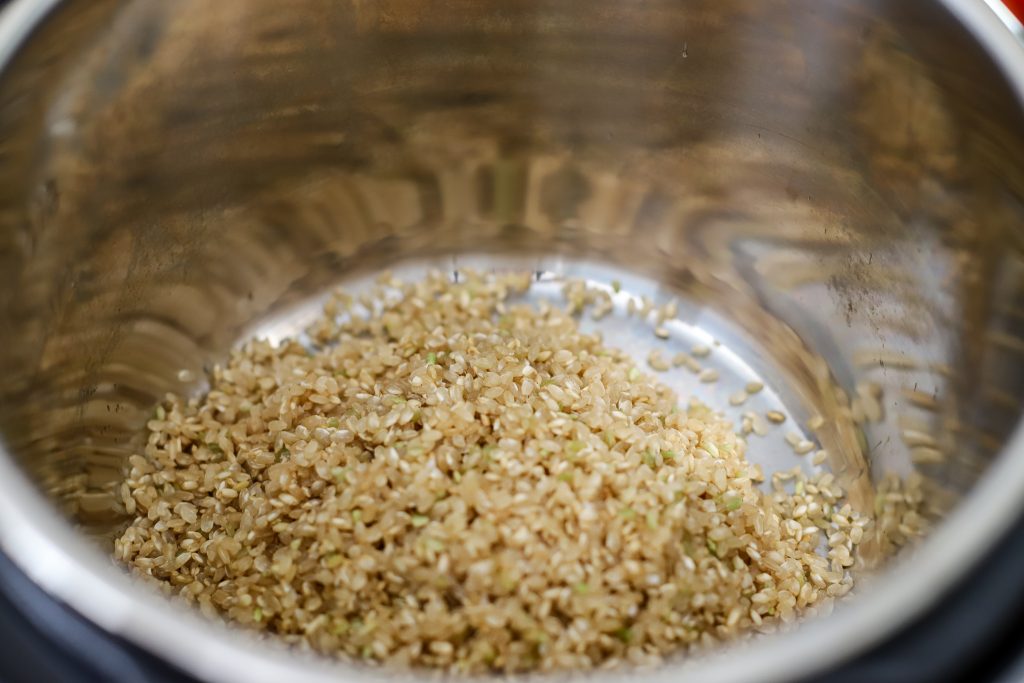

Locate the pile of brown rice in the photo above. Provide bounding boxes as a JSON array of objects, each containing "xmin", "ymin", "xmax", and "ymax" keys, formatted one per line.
[{"xmin": 114, "ymin": 270, "xmax": 866, "ymax": 673}]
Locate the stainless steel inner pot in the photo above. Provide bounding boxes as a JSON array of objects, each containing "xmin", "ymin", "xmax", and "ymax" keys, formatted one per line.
[{"xmin": 0, "ymin": 0, "xmax": 1023, "ymax": 681}]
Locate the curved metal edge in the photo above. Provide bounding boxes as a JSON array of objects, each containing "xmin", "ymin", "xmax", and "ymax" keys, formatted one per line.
[
  {"xmin": 984, "ymin": 0, "xmax": 1024, "ymax": 39},
  {"xmin": 0, "ymin": 1, "xmax": 1020, "ymax": 683},
  {"xmin": 0, "ymin": 0, "xmax": 62, "ymax": 67}
]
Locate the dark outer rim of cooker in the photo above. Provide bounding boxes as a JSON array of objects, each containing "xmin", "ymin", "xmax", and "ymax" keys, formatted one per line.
[{"xmin": 0, "ymin": 511, "xmax": 1023, "ymax": 683}]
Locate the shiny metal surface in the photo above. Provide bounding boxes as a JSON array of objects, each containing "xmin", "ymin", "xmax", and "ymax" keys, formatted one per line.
[
  {"xmin": 0, "ymin": 0, "xmax": 1023, "ymax": 681},
  {"xmin": 987, "ymin": 0, "xmax": 1024, "ymax": 37}
]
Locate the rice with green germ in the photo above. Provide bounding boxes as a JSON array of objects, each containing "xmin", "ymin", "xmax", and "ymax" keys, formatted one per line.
[{"xmin": 115, "ymin": 270, "xmax": 869, "ymax": 673}]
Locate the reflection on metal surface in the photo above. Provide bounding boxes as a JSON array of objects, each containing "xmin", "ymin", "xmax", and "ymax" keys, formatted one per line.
[
  {"xmin": 0, "ymin": 0, "xmax": 1022, "ymax": 681},
  {"xmin": 986, "ymin": 0, "xmax": 1024, "ymax": 38}
]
